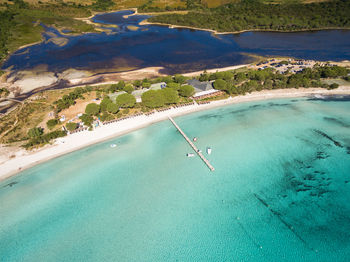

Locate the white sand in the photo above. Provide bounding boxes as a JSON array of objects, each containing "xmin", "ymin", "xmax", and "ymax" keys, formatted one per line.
[{"xmin": 1, "ymin": 86, "xmax": 350, "ymax": 182}]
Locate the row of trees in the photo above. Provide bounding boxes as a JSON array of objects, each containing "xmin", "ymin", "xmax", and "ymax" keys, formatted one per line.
[
  {"xmin": 54, "ymin": 86, "xmax": 93, "ymax": 113},
  {"xmin": 25, "ymin": 127, "xmax": 66, "ymax": 148},
  {"xmin": 205, "ymin": 65, "xmax": 349, "ymax": 95},
  {"xmin": 149, "ymin": 0, "xmax": 350, "ymax": 32}
]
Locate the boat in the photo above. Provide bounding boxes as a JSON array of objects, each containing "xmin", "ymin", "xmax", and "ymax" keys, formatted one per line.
[
  {"xmin": 110, "ymin": 144, "xmax": 117, "ymax": 148},
  {"xmin": 186, "ymin": 153, "xmax": 195, "ymax": 157},
  {"xmin": 193, "ymin": 137, "xmax": 197, "ymax": 142},
  {"xmin": 206, "ymin": 147, "xmax": 212, "ymax": 155}
]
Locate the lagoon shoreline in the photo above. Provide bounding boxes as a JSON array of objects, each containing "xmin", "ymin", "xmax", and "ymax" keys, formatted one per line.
[{"xmin": 1, "ymin": 86, "xmax": 350, "ymax": 183}]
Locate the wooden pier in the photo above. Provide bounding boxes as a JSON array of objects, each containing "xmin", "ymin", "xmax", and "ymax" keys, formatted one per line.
[{"xmin": 168, "ymin": 116, "xmax": 215, "ymax": 171}]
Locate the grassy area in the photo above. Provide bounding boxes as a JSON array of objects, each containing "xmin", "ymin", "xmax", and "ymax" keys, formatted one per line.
[{"xmin": 0, "ymin": 89, "xmax": 71, "ymax": 144}]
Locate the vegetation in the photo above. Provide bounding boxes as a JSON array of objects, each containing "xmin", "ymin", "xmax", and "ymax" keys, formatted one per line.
[
  {"xmin": 28, "ymin": 127, "xmax": 43, "ymax": 138},
  {"xmin": 107, "ymin": 102, "xmax": 119, "ymax": 113},
  {"xmin": 85, "ymin": 103, "xmax": 100, "ymax": 115},
  {"xmin": 66, "ymin": 122, "xmax": 78, "ymax": 132},
  {"xmin": 178, "ymin": 85, "xmax": 195, "ymax": 97},
  {"xmin": 162, "ymin": 88, "xmax": 179, "ymax": 104},
  {"xmin": 0, "ymin": 87, "xmax": 10, "ymax": 97},
  {"xmin": 116, "ymin": 93, "xmax": 136, "ymax": 108},
  {"xmin": 0, "ymin": 0, "xmax": 96, "ymax": 62},
  {"xmin": 205, "ymin": 65, "xmax": 349, "ymax": 95},
  {"xmin": 100, "ymin": 96, "xmax": 113, "ymax": 112},
  {"xmin": 46, "ymin": 119, "xmax": 58, "ymax": 129},
  {"xmin": 54, "ymin": 86, "xmax": 92, "ymax": 113},
  {"xmin": 79, "ymin": 113, "xmax": 94, "ymax": 127},
  {"xmin": 24, "ymin": 130, "xmax": 66, "ymax": 149},
  {"xmin": 149, "ymin": 0, "xmax": 350, "ymax": 33},
  {"xmin": 141, "ymin": 90, "xmax": 165, "ymax": 108}
]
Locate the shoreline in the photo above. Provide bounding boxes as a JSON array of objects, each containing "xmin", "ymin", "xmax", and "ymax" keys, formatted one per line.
[
  {"xmin": 1, "ymin": 86, "xmax": 350, "ymax": 182},
  {"xmin": 140, "ymin": 20, "xmax": 350, "ymax": 35}
]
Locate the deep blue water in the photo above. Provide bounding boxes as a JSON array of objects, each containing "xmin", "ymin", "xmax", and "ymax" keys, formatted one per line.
[
  {"xmin": 3, "ymin": 10, "xmax": 350, "ymax": 74},
  {"xmin": 0, "ymin": 97, "xmax": 350, "ymax": 261}
]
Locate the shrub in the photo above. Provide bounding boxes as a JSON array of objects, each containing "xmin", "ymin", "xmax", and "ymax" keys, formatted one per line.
[
  {"xmin": 178, "ymin": 85, "xmax": 195, "ymax": 97},
  {"xmin": 28, "ymin": 127, "xmax": 43, "ymax": 138},
  {"xmin": 66, "ymin": 122, "xmax": 78, "ymax": 132},
  {"xmin": 46, "ymin": 119, "xmax": 58, "ymax": 129}
]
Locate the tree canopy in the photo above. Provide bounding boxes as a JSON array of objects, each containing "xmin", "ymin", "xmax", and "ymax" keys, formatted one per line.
[
  {"xmin": 66, "ymin": 122, "xmax": 78, "ymax": 132},
  {"xmin": 149, "ymin": 0, "xmax": 350, "ymax": 33},
  {"xmin": 107, "ymin": 103, "xmax": 119, "ymax": 114},
  {"xmin": 141, "ymin": 90, "xmax": 166, "ymax": 108},
  {"xmin": 85, "ymin": 103, "xmax": 100, "ymax": 115},
  {"xmin": 162, "ymin": 88, "xmax": 179, "ymax": 104},
  {"xmin": 213, "ymin": 79, "xmax": 228, "ymax": 91},
  {"xmin": 46, "ymin": 119, "xmax": 58, "ymax": 129},
  {"xmin": 28, "ymin": 127, "xmax": 43, "ymax": 138},
  {"xmin": 79, "ymin": 114, "xmax": 94, "ymax": 126},
  {"xmin": 100, "ymin": 97, "xmax": 113, "ymax": 112},
  {"xmin": 116, "ymin": 93, "xmax": 136, "ymax": 108},
  {"xmin": 179, "ymin": 85, "xmax": 195, "ymax": 97}
]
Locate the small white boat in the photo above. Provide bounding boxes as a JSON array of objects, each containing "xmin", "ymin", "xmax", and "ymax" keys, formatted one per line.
[
  {"xmin": 187, "ymin": 153, "xmax": 195, "ymax": 157},
  {"xmin": 206, "ymin": 147, "xmax": 212, "ymax": 155},
  {"xmin": 193, "ymin": 137, "xmax": 197, "ymax": 142},
  {"xmin": 110, "ymin": 144, "xmax": 117, "ymax": 148}
]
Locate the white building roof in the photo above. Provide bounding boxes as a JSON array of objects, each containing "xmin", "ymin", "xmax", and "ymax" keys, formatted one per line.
[{"xmin": 193, "ymin": 89, "xmax": 219, "ymax": 98}]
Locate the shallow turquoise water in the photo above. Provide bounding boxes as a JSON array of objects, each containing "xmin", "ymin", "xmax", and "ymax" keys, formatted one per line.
[{"xmin": 1, "ymin": 97, "xmax": 350, "ymax": 261}]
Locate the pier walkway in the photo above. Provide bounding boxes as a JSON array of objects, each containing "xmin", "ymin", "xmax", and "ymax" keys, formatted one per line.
[{"xmin": 168, "ymin": 116, "xmax": 215, "ymax": 171}]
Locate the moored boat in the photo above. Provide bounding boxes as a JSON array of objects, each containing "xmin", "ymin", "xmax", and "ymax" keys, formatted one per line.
[{"xmin": 206, "ymin": 147, "xmax": 212, "ymax": 154}]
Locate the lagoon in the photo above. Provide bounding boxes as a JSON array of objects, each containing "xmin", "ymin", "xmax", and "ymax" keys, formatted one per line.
[
  {"xmin": 2, "ymin": 10, "xmax": 350, "ymax": 74},
  {"xmin": 1, "ymin": 96, "xmax": 350, "ymax": 261}
]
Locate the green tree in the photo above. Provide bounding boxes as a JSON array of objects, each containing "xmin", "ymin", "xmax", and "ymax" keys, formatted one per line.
[
  {"xmin": 123, "ymin": 84, "xmax": 134, "ymax": 94},
  {"xmin": 162, "ymin": 88, "xmax": 179, "ymax": 104},
  {"xmin": 66, "ymin": 122, "xmax": 78, "ymax": 132},
  {"xmin": 116, "ymin": 81, "xmax": 125, "ymax": 90},
  {"xmin": 178, "ymin": 85, "xmax": 195, "ymax": 97},
  {"xmin": 328, "ymin": 83, "xmax": 339, "ymax": 89},
  {"xmin": 28, "ymin": 127, "xmax": 43, "ymax": 138},
  {"xmin": 85, "ymin": 103, "xmax": 100, "ymax": 115},
  {"xmin": 174, "ymin": 74, "xmax": 186, "ymax": 84},
  {"xmin": 133, "ymin": 80, "xmax": 142, "ymax": 88},
  {"xmin": 79, "ymin": 114, "xmax": 93, "ymax": 126},
  {"xmin": 100, "ymin": 97, "xmax": 113, "ymax": 112},
  {"xmin": 46, "ymin": 119, "xmax": 58, "ymax": 129},
  {"xmin": 213, "ymin": 79, "xmax": 228, "ymax": 91},
  {"xmin": 107, "ymin": 103, "xmax": 119, "ymax": 114},
  {"xmin": 167, "ymin": 82, "xmax": 181, "ymax": 90},
  {"xmin": 116, "ymin": 93, "xmax": 136, "ymax": 108},
  {"xmin": 142, "ymin": 81, "xmax": 151, "ymax": 88},
  {"xmin": 141, "ymin": 90, "xmax": 165, "ymax": 108}
]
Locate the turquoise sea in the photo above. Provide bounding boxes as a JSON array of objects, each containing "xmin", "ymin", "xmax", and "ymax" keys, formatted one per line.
[{"xmin": 0, "ymin": 97, "xmax": 350, "ymax": 261}]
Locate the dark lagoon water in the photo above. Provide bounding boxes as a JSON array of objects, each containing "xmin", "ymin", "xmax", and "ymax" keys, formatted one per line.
[{"xmin": 3, "ymin": 10, "xmax": 350, "ymax": 74}]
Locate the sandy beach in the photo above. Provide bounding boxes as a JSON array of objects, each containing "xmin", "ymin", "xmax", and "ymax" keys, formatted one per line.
[{"xmin": 1, "ymin": 86, "xmax": 350, "ymax": 182}]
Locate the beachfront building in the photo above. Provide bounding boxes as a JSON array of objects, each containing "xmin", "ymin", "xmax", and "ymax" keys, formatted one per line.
[
  {"xmin": 150, "ymin": 82, "xmax": 167, "ymax": 90},
  {"xmin": 187, "ymin": 79, "xmax": 223, "ymax": 100},
  {"xmin": 132, "ymin": 89, "xmax": 148, "ymax": 103}
]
